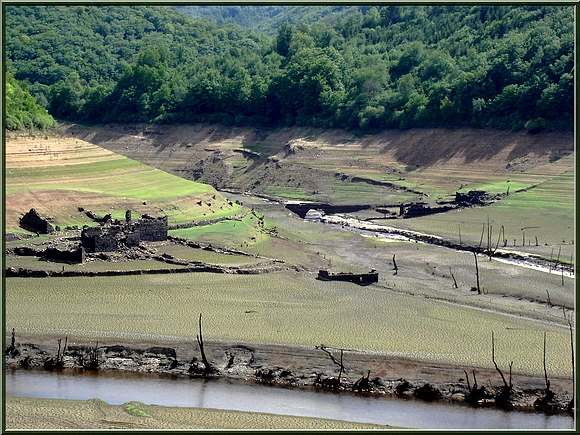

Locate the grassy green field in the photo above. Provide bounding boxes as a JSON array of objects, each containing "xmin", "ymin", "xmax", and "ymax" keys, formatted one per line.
[
  {"xmin": 169, "ymin": 214, "xmax": 268, "ymax": 249},
  {"xmin": 5, "ymin": 137, "xmax": 242, "ymax": 231}
]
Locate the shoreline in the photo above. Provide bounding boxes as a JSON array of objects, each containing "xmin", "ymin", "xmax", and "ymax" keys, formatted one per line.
[{"xmin": 4, "ymin": 332, "xmax": 574, "ymax": 417}]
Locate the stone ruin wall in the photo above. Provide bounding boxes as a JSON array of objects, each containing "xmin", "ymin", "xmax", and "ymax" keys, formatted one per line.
[
  {"xmin": 15, "ymin": 208, "xmax": 168, "ymax": 262},
  {"xmin": 80, "ymin": 214, "xmax": 168, "ymax": 253}
]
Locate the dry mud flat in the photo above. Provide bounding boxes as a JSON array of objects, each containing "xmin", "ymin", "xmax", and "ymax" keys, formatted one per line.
[
  {"xmin": 5, "ymin": 396, "xmax": 388, "ymax": 430},
  {"xmin": 5, "ymin": 333, "xmax": 573, "ymax": 420}
]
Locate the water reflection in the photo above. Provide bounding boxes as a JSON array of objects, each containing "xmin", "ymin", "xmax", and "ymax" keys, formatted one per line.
[{"xmin": 5, "ymin": 368, "xmax": 574, "ymax": 430}]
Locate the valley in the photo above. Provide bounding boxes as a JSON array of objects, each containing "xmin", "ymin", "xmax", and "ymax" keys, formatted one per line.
[{"xmin": 4, "ymin": 124, "xmax": 575, "ymax": 425}]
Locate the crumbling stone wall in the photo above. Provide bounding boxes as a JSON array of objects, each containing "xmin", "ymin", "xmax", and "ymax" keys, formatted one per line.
[
  {"xmin": 134, "ymin": 215, "xmax": 168, "ymax": 242},
  {"xmin": 42, "ymin": 246, "xmax": 86, "ymax": 264},
  {"xmin": 399, "ymin": 203, "xmax": 453, "ymax": 218},
  {"xmin": 81, "ymin": 226, "xmax": 120, "ymax": 252},
  {"xmin": 8, "ymin": 245, "xmax": 86, "ymax": 264},
  {"xmin": 455, "ymin": 190, "xmax": 493, "ymax": 206},
  {"xmin": 80, "ymin": 212, "xmax": 168, "ymax": 253},
  {"xmin": 317, "ymin": 269, "xmax": 379, "ymax": 286}
]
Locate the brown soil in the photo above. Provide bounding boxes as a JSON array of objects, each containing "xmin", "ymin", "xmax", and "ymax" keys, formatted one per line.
[
  {"xmin": 62, "ymin": 123, "xmax": 574, "ymax": 204},
  {"xmin": 5, "ymin": 332, "xmax": 574, "ymax": 416},
  {"xmin": 5, "ymin": 124, "xmax": 574, "ymax": 424}
]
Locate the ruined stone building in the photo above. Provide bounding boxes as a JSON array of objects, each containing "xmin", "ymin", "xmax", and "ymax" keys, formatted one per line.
[
  {"xmin": 81, "ymin": 213, "xmax": 168, "ymax": 253},
  {"xmin": 19, "ymin": 208, "xmax": 55, "ymax": 234}
]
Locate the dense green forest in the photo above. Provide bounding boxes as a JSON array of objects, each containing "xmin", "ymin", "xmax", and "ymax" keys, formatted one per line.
[
  {"xmin": 5, "ymin": 5, "xmax": 574, "ymax": 132},
  {"xmin": 176, "ymin": 5, "xmax": 363, "ymax": 35},
  {"xmin": 5, "ymin": 74, "xmax": 56, "ymax": 130}
]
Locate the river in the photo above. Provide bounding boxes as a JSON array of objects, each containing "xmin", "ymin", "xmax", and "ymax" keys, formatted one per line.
[{"xmin": 5, "ymin": 368, "xmax": 574, "ymax": 430}]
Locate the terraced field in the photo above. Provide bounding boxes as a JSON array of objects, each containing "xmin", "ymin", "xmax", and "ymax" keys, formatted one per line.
[{"xmin": 5, "ymin": 134, "xmax": 241, "ymax": 233}]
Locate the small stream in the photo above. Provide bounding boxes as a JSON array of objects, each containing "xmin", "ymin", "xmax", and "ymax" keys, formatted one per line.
[
  {"xmin": 6, "ymin": 368, "xmax": 574, "ymax": 430},
  {"xmin": 222, "ymin": 192, "xmax": 573, "ymax": 277}
]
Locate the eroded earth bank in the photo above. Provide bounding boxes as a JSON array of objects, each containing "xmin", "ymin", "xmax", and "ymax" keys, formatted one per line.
[{"xmin": 5, "ymin": 332, "xmax": 574, "ymax": 416}]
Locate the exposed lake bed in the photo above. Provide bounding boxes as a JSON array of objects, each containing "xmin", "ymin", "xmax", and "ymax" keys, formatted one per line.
[{"xmin": 4, "ymin": 331, "xmax": 575, "ymax": 430}]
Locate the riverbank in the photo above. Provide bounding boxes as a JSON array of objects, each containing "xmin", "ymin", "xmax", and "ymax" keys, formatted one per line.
[
  {"xmin": 5, "ymin": 395, "xmax": 390, "ymax": 430},
  {"xmin": 5, "ymin": 332, "xmax": 574, "ymax": 422}
]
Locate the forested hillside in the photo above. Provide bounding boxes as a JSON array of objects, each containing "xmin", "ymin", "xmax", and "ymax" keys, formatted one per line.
[
  {"xmin": 5, "ymin": 74, "xmax": 56, "ymax": 130},
  {"xmin": 5, "ymin": 5, "xmax": 574, "ymax": 131},
  {"xmin": 175, "ymin": 5, "xmax": 362, "ymax": 35}
]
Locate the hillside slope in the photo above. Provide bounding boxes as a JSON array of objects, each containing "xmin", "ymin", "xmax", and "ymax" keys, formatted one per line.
[
  {"xmin": 4, "ymin": 131, "xmax": 242, "ymax": 233},
  {"xmin": 63, "ymin": 123, "xmax": 574, "ymax": 206}
]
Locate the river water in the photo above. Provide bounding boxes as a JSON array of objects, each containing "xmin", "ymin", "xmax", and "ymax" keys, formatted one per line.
[{"xmin": 6, "ymin": 368, "xmax": 574, "ymax": 430}]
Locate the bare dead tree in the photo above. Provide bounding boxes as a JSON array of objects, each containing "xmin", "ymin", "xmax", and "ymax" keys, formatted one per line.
[
  {"xmin": 473, "ymin": 252, "xmax": 481, "ymax": 294},
  {"xmin": 487, "ymin": 216, "xmax": 492, "ymax": 260},
  {"xmin": 55, "ymin": 337, "xmax": 67, "ymax": 369},
  {"xmin": 491, "ymin": 332, "xmax": 513, "ymax": 408},
  {"xmin": 543, "ymin": 332, "xmax": 551, "ymax": 392},
  {"xmin": 464, "ymin": 369, "xmax": 486, "ymax": 404},
  {"xmin": 545, "ymin": 289, "xmax": 552, "ymax": 307},
  {"xmin": 85, "ymin": 342, "xmax": 100, "ymax": 370},
  {"xmin": 316, "ymin": 344, "xmax": 347, "ymax": 385},
  {"xmin": 493, "ymin": 225, "xmax": 504, "ymax": 255},
  {"xmin": 449, "ymin": 267, "xmax": 458, "ymax": 289},
  {"xmin": 563, "ymin": 307, "xmax": 574, "ymax": 411},
  {"xmin": 478, "ymin": 223, "xmax": 485, "ymax": 252},
  {"xmin": 10, "ymin": 328, "xmax": 15, "ymax": 351},
  {"xmin": 464, "ymin": 369, "xmax": 473, "ymax": 392},
  {"xmin": 6, "ymin": 328, "xmax": 16, "ymax": 355},
  {"xmin": 534, "ymin": 332, "xmax": 555, "ymax": 411},
  {"xmin": 353, "ymin": 370, "xmax": 371, "ymax": 392},
  {"xmin": 492, "ymin": 332, "xmax": 509, "ymax": 388},
  {"xmin": 392, "ymin": 254, "xmax": 398, "ymax": 276},
  {"xmin": 45, "ymin": 337, "xmax": 68, "ymax": 370},
  {"xmin": 458, "ymin": 224, "xmax": 462, "ymax": 247},
  {"xmin": 197, "ymin": 313, "xmax": 214, "ymax": 375}
]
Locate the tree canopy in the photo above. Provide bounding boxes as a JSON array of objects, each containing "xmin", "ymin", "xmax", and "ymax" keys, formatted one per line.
[
  {"xmin": 6, "ymin": 74, "xmax": 56, "ymax": 130},
  {"xmin": 6, "ymin": 5, "xmax": 574, "ymax": 132}
]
